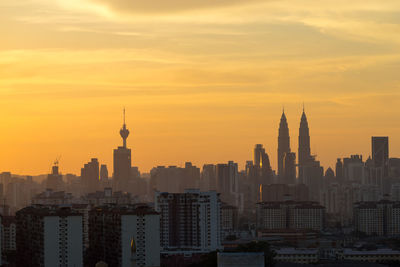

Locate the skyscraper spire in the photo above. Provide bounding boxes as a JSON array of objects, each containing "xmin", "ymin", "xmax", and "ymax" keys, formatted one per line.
[
  {"xmin": 298, "ymin": 107, "xmax": 311, "ymax": 182},
  {"xmin": 120, "ymin": 108, "xmax": 130, "ymax": 148},
  {"xmin": 278, "ymin": 110, "xmax": 291, "ymax": 178}
]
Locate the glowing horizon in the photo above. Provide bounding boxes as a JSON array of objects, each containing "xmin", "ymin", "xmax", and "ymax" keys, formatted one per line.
[{"xmin": 0, "ymin": 0, "xmax": 399, "ymax": 175}]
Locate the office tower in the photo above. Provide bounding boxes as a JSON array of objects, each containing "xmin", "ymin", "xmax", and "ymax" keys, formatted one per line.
[
  {"xmin": 302, "ymin": 160, "xmax": 324, "ymax": 202},
  {"xmin": 278, "ymin": 110, "xmax": 291, "ymax": 178},
  {"xmin": 113, "ymin": 109, "xmax": 132, "ymax": 192},
  {"xmin": 16, "ymin": 206, "xmax": 83, "ymax": 267},
  {"xmin": 335, "ymin": 159, "xmax": 343, "ymax": 182},
  {"xmin": 342, "ymin": 155, "xmax": 364, "ymax": 183},
  {"xmin": 254, "ymin": 144, "xmax": 273, "ymax": 184},
  {"xmin": 354, "ymin": 200, "xmax": 400, "ymax": 236},
  {"xmin": 184, "ymin": 162, "xmax": 201, "ymax": 190},
  {"xmin": 100, "ymin": 164, "xmax": 108, "ymax": 181},
  {"xmin": 155, "ymin": 189, "xmax": 222, "ymax": 252},
  {"xmin": 216, "ymin": 161, "xmax": 239, "ymax": 206},
  {"xmin": 150, "ymin": 165, "xmax": 190, "ymax": 194},
  {"xmin": 283, "ymin": 152, "xmax": 296, "ymax": 184},
  {"xmin": 372, "ymin": 137, "xmax": 389, "ymax": 178},
  {"xmin": 256, "ymin": 200, "xmax": 325, "ymax": 231},
  {"xmin": 88, "ymin": 204, "xmax": 160, "ymax": 267},
  {"xmin": 298, "ymin": 108, "xmax": 311, "ymax": 182},
  {"xmin": 81, "ymin": 158, "xmax": 100, "ymax": 193},
  {"xmin": 46, "ymin": 163, "xmax": 63, "ymax": 191},
  {"xmin": 201, "ymin": 164, "xmax": 216, "ymax": 191}
]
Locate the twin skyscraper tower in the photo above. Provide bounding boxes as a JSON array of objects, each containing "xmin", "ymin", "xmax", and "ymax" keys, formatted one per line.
[{"xmin": 278, "ymin": 107, "xmax": 313, "ymax": 184}]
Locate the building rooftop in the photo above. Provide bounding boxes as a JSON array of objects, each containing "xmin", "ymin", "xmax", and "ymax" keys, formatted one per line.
[
  {"xmin": 91, "ymin": 203, "xmax": 159, "ymax": 215},
  {"xmin": 16, "ymin": 205, "xmax": 82, "ymax": 217}
]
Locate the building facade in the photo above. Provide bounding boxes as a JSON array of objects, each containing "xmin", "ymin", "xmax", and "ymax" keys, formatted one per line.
[
  {"xmin": 155, "ymin": 189, "xmax": 222, "ymax": 252},
  {"xmin": 16, "ymin": 205, "xmax": 83, "ymax": 267},
  {"xmin": 256, "ymin": 200, "xmax": 325, "ymax": 231},
  {"xmin": 88, "ymin": 204, "xmax": 160, "ymax": 267}
]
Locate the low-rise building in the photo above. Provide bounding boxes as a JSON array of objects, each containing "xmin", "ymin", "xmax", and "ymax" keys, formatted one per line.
[
  {"xmin": 275, "ymin": 248, "xmax": 319, "ymax": 264},
  {"xmin": 339, "ymin": 249, "xmax": 400, "ymax": 262},
  {"xmin": 256, "ymin": 201, "xmax": 325, "ymax": 231},
  {"xmin": 353, "ymin": 200, "xmax": 400, "ymax": 236}
]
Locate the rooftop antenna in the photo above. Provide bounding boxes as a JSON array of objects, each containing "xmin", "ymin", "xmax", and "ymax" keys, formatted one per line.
[{"xmin": 123, "ymin": 107, "xmax": 126, "ymax": 126}]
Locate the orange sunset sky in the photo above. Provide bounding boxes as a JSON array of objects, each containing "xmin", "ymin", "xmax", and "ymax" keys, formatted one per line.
[{"xmin": 0, "ymin": 0, "xmax": 399, "ymax": 175}]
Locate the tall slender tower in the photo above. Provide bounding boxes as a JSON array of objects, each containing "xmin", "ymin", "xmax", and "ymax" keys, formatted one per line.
[
  {"xmin": 298, "ymin": 106, "xmax": 311, "ymax": 182},
  {"xmin": 113, "ymin": 108, "xmax": 132, "ymax": 191},
  {"xmin": 120, "ymin": 108, "xmax": 130, "ymax": 148},
  {"xmin": 278, "ymin": 109, "xmax": 291, "ymax": 178}
]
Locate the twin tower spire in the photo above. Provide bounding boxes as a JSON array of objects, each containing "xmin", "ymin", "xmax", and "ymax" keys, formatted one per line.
[{"xmin": 278, "ymin": 107, "xmax": 311, "ymax": 181}]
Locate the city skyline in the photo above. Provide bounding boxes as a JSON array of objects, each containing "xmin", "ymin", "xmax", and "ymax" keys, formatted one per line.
[{"xmin": 0, "ymin": 106, "xmax": 397, "ymax": 175}]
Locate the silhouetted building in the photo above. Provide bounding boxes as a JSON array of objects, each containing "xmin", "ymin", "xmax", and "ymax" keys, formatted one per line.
[
  {"xmin": 283, "ymin": 152, "xmax": 296, "ymax": 184},
  {"xmin": 278, "ymin": 110, "xmax": 291, "ymax": 180},
  {"xmin": 32, "ymin": 189, "xmax": 73, "ymax": 205},
  {"xmin": 155, "ymin": 189, "xmax": 222, "ymax": 252},
  {"xmin": 372, "ymin": 137, "xmax": 389, "ymax": 178},
  {"xmin": 88, "ymin": 204, "xmax": 160, "ymax": 267},
  {"xmin": 16, "ymin": 205, "xmax": 83, "ymax": 267},
  {"xmin": 46, "ymin": 164, "xmax": 63, "ymax": 191},
  {"xmin": 261, "ymin": 184, "xmax": 309, "ymax": 202},
  {"xmin": 201, "ymin": 164, "xmax": 216, "ymax": 191},
  {"xmin": 82, "ymin": 187, "xmax": 137, "ymax": 206},
  {"xmin": 342, "ymin": 155, "xmax": 364, "ymax": 183},
  {"xmin": 150, "ymin": 163, "xmax": 200, "ymax": 194},
  {"xmin": 336, "ymin": 158, "xmax": 343, "ymax": 183},
  {"xmin": 100, "ymin": 164, "xmax": 108, "ymax": 182},
  {"xmin": 81, "ymin": 158, "xmax": 100, "ymax": 193},
  {"xmin": 114, "ymin": 109, "xmax": 132, "ymax": 192},
  {"xmin": 298, "ymin": 108, "xmax": 311, "ymax": 183},
  {"xmin": 302, "ymin": 159, "xmax": 324, "ymax": 202},
  {"xmin": 216, "ymin": 161, "xmax": 239, "ymax": 206}
]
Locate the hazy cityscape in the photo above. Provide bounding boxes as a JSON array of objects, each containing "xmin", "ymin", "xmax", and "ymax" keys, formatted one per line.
[
  {"xmin": 2, "ymin": 0, "xmax": 400, "ymax": 266},
  {"xmin": 0, "ymin": 108, "xmax": 398, "ymax": 266}
]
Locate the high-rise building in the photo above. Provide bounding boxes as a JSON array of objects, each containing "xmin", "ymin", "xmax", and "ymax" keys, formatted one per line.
[
  {"xmin": 298, "ymin": 108, "xmax": 311, "ymax": 183},
  {"xmin": 100, "ymin": 164, "xmax": 108, "ymax": 182},
  {"xmin": 335, "ymin": 159, "xmax": 343, "ymax": 182},
  {"xmin": 113, "ymin": 109, "xmax": 132, "ymax": 192},
  {"xmin": 216, "ymin": 161, "xmax": 239, "ymax": 205},
  {"xmin": 201, "ymin": 164, "xmax": 216, "ymax": 191},
  {"xmin": 81, "ymin": 158, "xmax": 100, "ymax": 193},
  {"xmin": 46, "ymin": 164, "xmax": 63, "ymax": 191},
  {"xmin": 155, "ymin": 189, "xmax": 222, "ymax": 252},
  {"xmin": 88, "ymin": 204, "xmax": 160, "ymax": 267},
  {"xmin": 278, "ymin": 110, "xmax": 291, "ymax": 178},
  {"xmin": 342, "ymin": 155, "xmax": 364, "ymax": 183},
  {"xmin": 283, "ymin": 152, "xmax": 296, "ymax": 184},
  {"xmin": 16, "ymin": 205, "xmax": 83, "ymax": 267},
  {"xmin": 254, "ymin": 144, "xmax": 273, "ymax": 184},
  {"xmin": 372, "ymin": 137, "xmax": 389, "ymax": 178}
]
